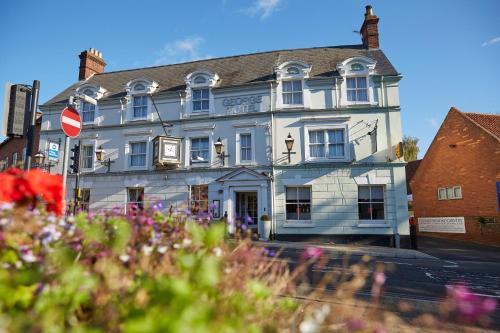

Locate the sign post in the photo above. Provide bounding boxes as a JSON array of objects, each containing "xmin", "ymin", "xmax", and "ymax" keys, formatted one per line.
[{"xmin": 60, "ymin": 107, "xmax": 82, "ymax": 212}]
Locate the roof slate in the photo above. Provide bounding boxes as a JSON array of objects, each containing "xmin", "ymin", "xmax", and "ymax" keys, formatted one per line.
[
  {"xmin": 462, "ymin": 111, "xmax": 500, "ymax": 140},
  {"xmin": 43, "ymin": 45, "xmax": 399, "ymax": 106}
]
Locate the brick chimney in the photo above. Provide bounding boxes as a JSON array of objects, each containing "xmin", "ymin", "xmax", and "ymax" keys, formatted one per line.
[
  {"xmin": 78, "ymin": 48, "xmax": 106, "ymax": 81},
  {"xmin": 360, "ymin": 5, "xmax": 379, "ymax": 49}
]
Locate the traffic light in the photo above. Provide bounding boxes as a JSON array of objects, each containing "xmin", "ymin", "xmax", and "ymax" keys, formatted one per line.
[{"xmin": 70, "ymin": 144, "xmax": 80, "ymax": 174}]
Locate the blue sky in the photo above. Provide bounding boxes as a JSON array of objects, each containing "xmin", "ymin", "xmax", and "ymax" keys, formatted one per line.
[{"xmin": 1, "ymin": 0, "xmax": 499, "ymax": 156}]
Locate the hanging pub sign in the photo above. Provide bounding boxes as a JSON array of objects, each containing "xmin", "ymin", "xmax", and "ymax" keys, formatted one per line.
[{"xmin": 152, "ymin": 136, "xmax": 182, "ymax": 167}]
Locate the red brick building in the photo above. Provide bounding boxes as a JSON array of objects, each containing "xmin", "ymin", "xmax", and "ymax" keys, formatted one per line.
[
  {"xmin": 411, "ymin": 107, "xmax": 500, "ymax": 246},
  {"xmin": 0, "ymin": 119, "xmax": 41, "ymax": 170}
]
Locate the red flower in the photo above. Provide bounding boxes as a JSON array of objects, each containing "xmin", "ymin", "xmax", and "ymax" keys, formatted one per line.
[{"xmin": 0, "ymin": 168, "xmax": 64, "ymax": 215}]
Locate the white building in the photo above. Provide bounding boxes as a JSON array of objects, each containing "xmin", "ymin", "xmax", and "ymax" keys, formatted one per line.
[{"xmin": 39, "ymin": 6, "xmax": 409, "ymax": 244}]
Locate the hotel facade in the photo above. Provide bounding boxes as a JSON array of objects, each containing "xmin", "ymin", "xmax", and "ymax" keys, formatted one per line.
[{"xmin": 39, "ymin": 6, "xmax": 409, "ymax": 242}]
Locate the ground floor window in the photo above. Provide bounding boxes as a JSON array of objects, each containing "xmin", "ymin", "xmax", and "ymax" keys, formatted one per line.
[
  {"xmin": 80, "ymin": 188, "xmax": 90, "ymax": 212},
  {"xmin": 285, "ymin": 186, "xmax": 311, "ymax": 221},
  {"xmin": 358, "ymin": 185, "xmax": 385, "ymax": 220},
  {"xmin": 190, "ymin": 185, "xmax": 208, "ymax": 214},
  {"xmin": 127, "ymin": 187, "xmax": 144, "ymax": 212}
]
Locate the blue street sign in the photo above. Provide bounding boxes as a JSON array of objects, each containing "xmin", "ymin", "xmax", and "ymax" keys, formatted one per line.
[
  {"xmin": 48, "ymin": 142, "xmax": 59, "ymax": 161},
  {"xmin": 497, "ymin": 182, "xmax": 500, "ymax": 211}
]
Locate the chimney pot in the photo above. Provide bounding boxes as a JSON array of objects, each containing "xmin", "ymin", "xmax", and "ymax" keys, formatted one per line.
[
  {"xmin": 360, "ymin": 5, "xmax": 380, "ymax": 49},
  {"xmin": 78, "ymin": 47, "xmax": 106, "ymax": 80}
]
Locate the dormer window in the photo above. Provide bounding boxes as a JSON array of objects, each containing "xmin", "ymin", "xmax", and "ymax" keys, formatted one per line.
[
  {"xmin": 275, "ymin": 61, "xmax": 311, "ymax": 109},
  {"xmin": 81, "ymin": 89, "xmax": 96, "ymax": 123},
  {"xmin": 124, "ymin": 79, "xmax": 159, "ymax": 122},
  {"xmin": 282, "ymin": 80, "xmax": 303, "ymax": 105},
  {"xmin": 337, "ymin": 57, "xmax": 377, "ymax": 106},
  {"xmin": 75, "ymin": 85, "xmax": 107, "ymax": 125},
  {"xmin": 184, "ymin": 71, "xmax": 219, "ymax": 116},
  {"xmin": 192, "ymin": 88, "xmax": 209, "ymax": 112}
]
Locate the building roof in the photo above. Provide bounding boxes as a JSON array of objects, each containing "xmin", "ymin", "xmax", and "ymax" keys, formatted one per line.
[
  {"xmin": 42, "ymin": 45, "xmax": 399, "ymax": 106},
  {"xmin": 461, "ymin": 111, "xmax": 500, "ymax": 140}
]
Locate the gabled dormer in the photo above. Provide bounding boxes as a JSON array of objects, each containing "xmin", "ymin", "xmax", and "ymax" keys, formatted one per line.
[
  {"xmin": 336, "ymin": 56, "xmax": 377, "ymax": 107},
  {"xmin": 124, "ymin": 78, "xmax": 159, "ymax": 122},
  {"xmin": 275, "ymin": 60, "xmax": 312, "ymax": 109},
  {"xmin": 184, "ymin": 70, "xmax": 219, "ymax": 117},
  {"xmin": 75, "ymin": 84, "xmax": 107, "ymax": 125}
]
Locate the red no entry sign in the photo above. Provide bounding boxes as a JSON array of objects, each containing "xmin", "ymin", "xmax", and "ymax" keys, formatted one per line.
[{"xmin": 60, "ymin": 107, "xmax": 82, "ymax": 138}]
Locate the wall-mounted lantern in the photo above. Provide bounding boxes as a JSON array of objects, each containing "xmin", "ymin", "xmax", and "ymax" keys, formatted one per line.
[
  {"xmin": 214, "ymin": 137, "xmax": 230, "ymax": 166},
  {"xmin": 282, "ymin": 133, "xmax": 296, "ymax": 163},
  {"xmin": 34, "ymin": 151, "xmax": 56, "ymax": 172},
  {"xmin": 95, "ymin": 146, "xmax": 115, "ymax": 172}
]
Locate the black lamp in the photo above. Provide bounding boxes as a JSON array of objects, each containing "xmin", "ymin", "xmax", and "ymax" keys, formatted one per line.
[
  {"xmin": 214, "ymin": 137, "xmax": 229, "ymax": 166},
  {"xmin": 282, "ymin": 133, "xmax": 296, "ymax": 163},
  {"xmin": 95, "ymin": 145, "xmax": 115, "ymax": 172}
]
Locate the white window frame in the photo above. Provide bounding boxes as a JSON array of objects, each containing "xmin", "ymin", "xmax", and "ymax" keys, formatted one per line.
[
  {"xmin": 81, "ymin": 144, "xmax": 94, "ymax": 170},
  {"xmin": 191, "ymin": 88, "xmax": 210, "ymax": 113},
  {"xmin": 304, "ymin": 123, "xmax": 350, "ymax": 163},
  {"xmin": 189, "ymin": 136, "xmax": 210, "ymax": 165},
  {"xmin": 281, "ymin": 80, "xmax": 304, "ymax": 106},
  {"xmin": 184, "ymin": 71, "xmax": 218, "ymax": 117},
  {"xmin": 357, "ymin": 185, "xmax": 387, "ymax": 226},
  {"xmin": 437, "ymin": 186, "xmax": 462, "ymax": 200},
  {"xmin": 132, "ymin": 95, "xmax": 149, "ymax": 120},
  {"xmin": 236, "ymin": 129, "xmax": 255, "ymax": 165},
  {"xmin": 125, "ymin": 137, "xmax": 150, "ymax": 171},
  {"xmin": 275, "ymin": 61, "xmax": 311, "ymax": 109},
  {"xmin": 346, "ymin": 76, "xmax": 370, "ymax": 103},
  {"xmin": 336, "ymin": 57, "xmax": 378, "ymax": 107},
  {"xmin": 129, "ymin": 141, "xmax": 148, "ymax": 168},
  {"xmin": 81, "ymin": 101, "xmax": 96, "ymax": 124},
  {"xmin": 284, "ymin": 186, "xmax": 312, "ymax": 225},
  {"xmin": 124, "ymin": 79, "xmax": 159, "ymax": 122},
  {"xmin": 79, "ymin": 139, "xmax": 96, "ymax": 172}
]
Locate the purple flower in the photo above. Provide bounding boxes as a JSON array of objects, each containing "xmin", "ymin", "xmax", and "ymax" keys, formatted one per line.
[{"xmin": 447, "ymin": 283, "xmax": 497, "ymax": 322}]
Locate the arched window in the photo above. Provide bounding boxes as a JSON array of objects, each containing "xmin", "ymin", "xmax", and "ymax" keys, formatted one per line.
[
  {"xmin": 336, "ymin": 57, "xmax": 377, "ymax": 106},
  {"xmin": 124, "ymin": 79, "xmax": 159, "ymax": 121},
  {"xmin": 275, "ymin": 61, "xmax": 311, "ymax": 109}
]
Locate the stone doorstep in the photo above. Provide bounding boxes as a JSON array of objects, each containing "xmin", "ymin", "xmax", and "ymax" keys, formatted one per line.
[{"xmin": 254, "ymin": 240, "xmax": 437, "ymax": 260}]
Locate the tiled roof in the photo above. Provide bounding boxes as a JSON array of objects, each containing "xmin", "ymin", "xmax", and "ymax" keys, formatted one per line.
[
  {"xmin": 42, "ymin": 45, "xmax": 399, "ymax": 106},
  {"xmin": 462, "ymin": 111, "xmax": 500, "ymax": 140}
]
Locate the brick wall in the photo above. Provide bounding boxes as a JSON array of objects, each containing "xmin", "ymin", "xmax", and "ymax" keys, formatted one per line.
[
  {"xmin": 0, "ymin": 122, "xmax": 41, "ymax": 169},
  {"xmin": 411, "ymin": 108, "xmax": 500, "ymax": 246}
]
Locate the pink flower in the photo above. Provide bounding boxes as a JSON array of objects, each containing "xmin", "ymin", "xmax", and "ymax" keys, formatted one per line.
[
  {"xmin": 300, "ymin": 247, "xmax": 324, "ymax": 262},
  {"xmin": 447, "ymin": 283, "xmax": 497, "ymax": 322},
  {"xmin": 345, "ymin": 318, "xmax": 364, "ymax": 331},
  {"xmin": 373, "ymin": 271, "xmax": 386, "ymax": 286}
]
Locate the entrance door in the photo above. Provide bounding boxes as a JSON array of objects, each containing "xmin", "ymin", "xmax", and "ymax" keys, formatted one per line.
[{"xmin": 235, "ymin": 191, "xmax": 258, "ymax": 226}]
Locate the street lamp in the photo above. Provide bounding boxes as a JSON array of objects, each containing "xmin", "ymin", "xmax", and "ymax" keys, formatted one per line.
[
  {"xmin": 95, "ymin": 146, "xmax": 115, "ymax": 172},
  {"xmin": 282, "ymin": 133, "xmax": 296, "ymax": 163},
  {"xmin": 34, "ymin": 151, "xmax": 56, "ymax": 172},
  {"xmin": 214, "ymin": 137, "xmax": 230, "ymax": 166}
]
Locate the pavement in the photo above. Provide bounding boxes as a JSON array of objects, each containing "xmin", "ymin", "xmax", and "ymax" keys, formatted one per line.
[{"xmin": 254, "ymin": 239, "xmax": 437, "ymax": 259}]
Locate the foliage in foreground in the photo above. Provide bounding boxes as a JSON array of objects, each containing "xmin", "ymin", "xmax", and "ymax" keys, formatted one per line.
[{"xmin": 0, "ymin": 168, "xmax": 497, "ymax": 332}]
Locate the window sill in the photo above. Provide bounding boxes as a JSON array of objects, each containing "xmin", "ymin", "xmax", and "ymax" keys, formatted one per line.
[
  {"xmin": 283, "ymin": 222, "xmax": 315, "ymax": 228},
  {"xmin": 127, "ymin": 166, "xmax": 148, "ymax": 171},
  {"xmin": 278, "ymin": 104, "xmax": 305, "ymax": 109},
  {"xmin": 305, "ymin": 158, "xmax": 349, "ymax": 163},
  {"xmin": 190, "ymin": 161, "xmax": 210, "ymax": 168},
  {"xmin": 126, "ymin": 118, "xmax": 149, "ymax": 123},
  {"xmin": 357, "ymin": 222, "xmax": 391, "ymax": 228}
]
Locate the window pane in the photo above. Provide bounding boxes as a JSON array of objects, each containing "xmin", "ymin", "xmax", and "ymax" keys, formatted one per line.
[
  {"xmin": 201, "ymin": 100, "xmax": 209, "ymax": 110},
  {"xmin": 286, "ymin": 187, "xmax": 297, "ymax": 201},
  {"xmin": 193, "ymin": 101, "xmax": 201, "ymax": 111},
  {"xmin": 347, "ymin": 78, "xmax": 356, "ymax": 89},
  {"xmin": 347, "ymin": 90, "xmax": 356, "ymax": 101},
  {"xmin": 446, "ymin": 188, "xmax": 454, "ymax": 199},
  {"xmin": 283, "ymin": 81, "xmax": 292, "ymax": 92},
  {"xmin": 328, "ymin": 144, "xmax": 344, "ymax": 157},
  {"xmin": 293, "ymin": 92, "xmax": 303, "ymax": 105},
  {"xmin": 201, "ymin": 88, "xmax": 209, "ymax": 99},
  {"xmin": 193, "ymin": 89, "xmax": 201, "ymax": 100},
  {"xmin": 286, "ymin": 204, "xmax": 299, "ymax": 220},
  {"xmin": 358, "ymin": 203, "xmax": 371, "ymax": 219},
  {"xmin": 292, "ymin": 80, "xmax": 302, "ymax": 91},
  {"xmin": 357, "ymin": 89, "xmax": 368, "ymax": 102},
  {"xmin": 298, "ymin": 204, "xmax": 311, "ymax": 220},
  {"xmin": 298, "ymin": 187, "xmax": 310, "ymax": 201},
  {"xmin": 371, "ymin": 203, "xmax": 385, "ymax": 219},
  {"xmin": 356, "ymin": 77, "xmax": 367, "ymax": 88},
  {"xmin": 358, "ymin": 187, "xmax": 370, "ymax": 202},
  {"xmin": 438, "ymin": 188, "xmax": 446, "ymax": 199},
  {"xmin": 309, "ymin": 131, "xmax": 324, "ymax": 143},
  {"xmin": 371, "ymin": 186, "xmax": 384, "ymax": 201},
  {"xmin": 454, "ymin": 187, "xmax": 462, "ymax": 198},
  {"xmin": 283, "ymin": 93, "xmax": 292, "ymax": 104}
]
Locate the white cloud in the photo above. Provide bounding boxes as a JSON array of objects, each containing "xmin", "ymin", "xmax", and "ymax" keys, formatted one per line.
[
  {"xmin": 243, "ymin": 0, "xmax": 281, "ymax": 19},
  {"xmin": 481, "ymin": 36, "xmax": 500, "ymax": 47},
  {"xmin": 152, "ymin": 36, "xmax": 210, "ymax": 66}
]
